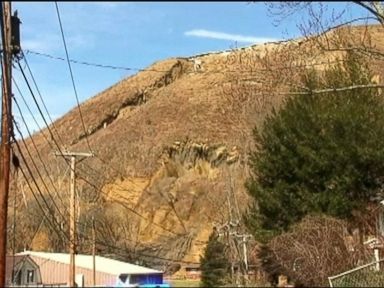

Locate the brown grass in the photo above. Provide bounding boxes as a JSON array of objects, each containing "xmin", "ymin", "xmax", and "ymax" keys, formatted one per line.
[{"xmin": 14, "ymin": 24, "xmax": 384, "ymax": 267}]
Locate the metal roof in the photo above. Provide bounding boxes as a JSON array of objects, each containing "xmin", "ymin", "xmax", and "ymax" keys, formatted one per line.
[{"xmin": 17, "ymin": 251, "xmax": 163, "ymax": 276}]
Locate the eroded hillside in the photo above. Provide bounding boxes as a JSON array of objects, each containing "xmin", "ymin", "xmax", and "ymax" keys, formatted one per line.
[{"xmin": 13, "ymin": 24, "xmax": 384, "ymax": 272}]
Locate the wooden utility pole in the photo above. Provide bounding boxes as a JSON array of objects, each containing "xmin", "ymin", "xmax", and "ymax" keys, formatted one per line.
[
  {"xmin": 92, "ymin": 216, "xmax": 96, "ymax": 287},
  {"xmin": 0, "ymin": 2, "xmax": 12, "ymax": 286},
  {"xmin": 55, "ymin": 152, "xmax": 93, "ymax": 287},
  {"xmin": 69, "ymin": 155, "xmax": 76, "ymax": 287}
]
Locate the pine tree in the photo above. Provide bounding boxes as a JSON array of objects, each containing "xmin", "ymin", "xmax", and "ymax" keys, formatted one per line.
[
  {"xmin": 245, "ymin": 52, "xmax": 384, "ymax": 241},
  {"xmin": 200, "ymin": 231, "xmax": 229, "ymax": 287}
]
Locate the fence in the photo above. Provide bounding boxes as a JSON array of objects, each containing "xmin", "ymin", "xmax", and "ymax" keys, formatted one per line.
[{"xmin": 328, "ymin": 259, "xmax": 384, "ymax": 287}]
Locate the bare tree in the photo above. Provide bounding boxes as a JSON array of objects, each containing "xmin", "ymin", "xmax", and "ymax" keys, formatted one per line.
[
  {"xmin": 266, "ymin": 2, "xmax": 384, "ymax": 58},
  {"xmin": 259, "ymin": 215, "xmax": 372, "ymax": 287}
]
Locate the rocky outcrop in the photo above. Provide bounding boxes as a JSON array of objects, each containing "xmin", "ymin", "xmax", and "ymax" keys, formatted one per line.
[{"xmin": 163, "ymin": 139, "xmax": 240, "ymax": 168}]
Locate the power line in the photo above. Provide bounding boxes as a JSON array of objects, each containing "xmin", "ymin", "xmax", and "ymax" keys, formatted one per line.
[
  {"xmin": 97, "ymin": 242, "xmax": 200, "ymax": 265},
  {"xmin": 21, "ymin": 50, "xmax": 65, "ymax": 146},
  {"xmin": 63, "ymin": 154, "xmax": 189, "ymax": 237},
  {"xmin": 15, "ymin": 63, "xmax": 185, "ymax": 243},
  {"xmin": 17, "ymin": 27, "xmax": 225, "ymax": 258},
  {"xmin": 76, "ymin": 159, "xmax": 225, "ymax": 241},
  {"xmin": 54, "ymin": 2, "xmax": 92, "ymax": 153},
  {"xmin": 15, "ymin": 59, "xmax": 79, "ymax": 214},
  {"xmin": 81, "ymin": 157, "xmax": 225, "ymax": 234},
  {"xmin": 17, "ymin": 163, "xmax": 69, "ymax": 246},
  {"xmin": 11, "ymin": 133, "xmax": 70, "ymax": 244},
  {"xmin": 24, "ymin": 48, "xmax": 350, "ymax": 75},
  {"xmin": 39, "ymin": 152, "xmax": 186, "ymax": 239},
  {"xmin": 24, "ymin": 49, "xmax": 170, "ymax": 73},
  {"xmin": 11, "ymin": 143, "xmax": 198, "ymax": 264},
  {"xmin": 77, "ymin": 231, "xmax": 200, "ymax": 265},
  {"xmin": 82, "ymin": 153, "xmax": 225, "ymax": 227},
  {"xmin": 12, "ymin": 78, "xmax": 55, "ymax": 149},
  {"xmin": 76, "ymin": 172, "xmax": 186, "ymax": 237},
  {"xmin": 16, "ymin": 60, "xmax": 65, "ymax": 155},
  {"xmin": 13, "ymin": 64, "xmax": 75, "ymax": 191},
  {"xmin": 12, "ymin": 92, "xmax": 69, "ymax": 214},
  {"xmin": 12, "ymin": 118, "xmax": 67, "ymax": 225},
  {"xmin": 15, "ymin": 58, "xmax": 77, "ymax": 184},
  {"xmin": 13, "ymin": 75, "xmax": 73, "ymax": 218}
]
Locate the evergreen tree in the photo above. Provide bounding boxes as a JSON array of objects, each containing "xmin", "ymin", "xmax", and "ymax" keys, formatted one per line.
[
  {"xmin": 200, "ymin": 231, "xmax": 229, "ymax": 287},
  {"xmin": 246, "ymin": 52, "xmax": 384, "ymax": 242}
]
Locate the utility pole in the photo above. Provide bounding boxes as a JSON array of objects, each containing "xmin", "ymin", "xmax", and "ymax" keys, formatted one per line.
[
  {"xmin": 234, "ymin": 232, "xmax": 252, "ymax": 278},
  {"xmin": 55, "ymin": 152, "xmax": 93, "ymax": 287},
  {"xmin": 92, "ymin": 216, "xmax": 96, "ymax": 287},
  {"xmin": 0, "ymin": 2, "xmax": 20, "ymax": 286},
  {"xmin": 215, "ymin": 167, "xmax": 253, "ymax": 287},
  {"xmin": 241, "ymin": 234, "xmax": 250, "ymax": 272}
]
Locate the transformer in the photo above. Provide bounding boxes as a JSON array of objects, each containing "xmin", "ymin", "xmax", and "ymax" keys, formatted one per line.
[{"xmin": 11, "ymin": 11, "xmax": 21, "ymax": 56}]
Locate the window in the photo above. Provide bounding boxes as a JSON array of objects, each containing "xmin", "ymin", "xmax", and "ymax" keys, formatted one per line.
[
  {"xmin": 119, "ymin": 274, "xmax": 128, "ymax": 284},
  {"xmin": 130, "ymin": 274, "xmax": 163, "ymax": 285},
  {"xmin": 27, "ymin": 270, "xmax": 34, "ymax": 283},
  {"xmin": 12, "ymin": 269, "xmax": 22, "ymax": 285}
]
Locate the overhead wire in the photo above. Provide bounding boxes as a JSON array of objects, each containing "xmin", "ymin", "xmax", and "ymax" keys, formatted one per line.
[
  {"xmin": 79, "ymin": 157, "xmax": 223, "ymax": 234},
  {"xmin": 95, "ymin": 241, "xmax": 200, "ymax": 265},
  {"xmin": 54, "ymin": 2, "xmax": 92, "ymax": 153},
  {"xmin": 14, "ymin": 63, "xmax": 231, "ymax": 260},
  {"xmin": 7, "ymin": 4, "xmax": 215, "ymax": 267},
  {"xmin": 13, "ymin": 63, "xmax": 75, "ymax": 194},
  {"xmin": 13, "ymin": 73, "xmax": 75, "ymax": 245},
  {"xmin": 56, "ymin": 151, "xmax": 190, "ymax": 237},
  {"xmin": 14, "ymin": 67, "xmax": 185, "ymax": 243},
  {"xmin": 12, "ymin": 78, "xmax": 55, "ymax": 150},
  {"xmin": 24, "ymin": 48, "xmax": 350, "ymax": 75},
  {"xmin": 75, "ymin": 172, "xmax": 186, "ymax": 237},
  {"xmin": 11, "ymin": 132, "xmax": 70, "ymax": 243},
  {"xmin": 16, "ymin": 60, "xmax": 65, "ymax": 155},
  {"xmin": 84, "ymin": 153, "xmax": 225, "ymax": 232},
  {"xmin": 39, "ymin": 145, "xmax": 187, "ymax": 238},
  {"xmin": 13, "ymin": 61, "xmax": 79, "ymax": 228},
  {"xmin": 12, "ymin": 138, "xmax": 206, "ymax": 268},
  {"xmin": 13, "ymin": 12, "xmax": 229, "ymax": 259},
  {"xmin": 25, "ymin": 49, "xmax": 170, "ymax": 73},
  {"xmin": 12, "ymin": 118, "xmax": 68, "ymax": 225},
  {"xmin": 15, "ymin": 59, "xmax": 77, "ymax": 198},
  {"xmin": 12, "ymin": 91, "xmax": 69, "ymax": 214},
  {"xmin": 12, "ymin": 7, "xmax": 382, "ymax": 268},
  {"xmin": 75, "ymin": 228, "xmax": 200, "ymax": 265},
  {"xmin": 21, "ymin": 50, "xmax": 65, "ymax": 146},
  {"xmin": 70, "ymin": 203, "xmax": 200, "ymax": 265}
]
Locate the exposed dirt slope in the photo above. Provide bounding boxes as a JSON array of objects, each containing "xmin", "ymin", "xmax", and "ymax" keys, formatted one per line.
[{"xmin": 16, "ymin": 24, "xmax": 384, "ymax": 271}]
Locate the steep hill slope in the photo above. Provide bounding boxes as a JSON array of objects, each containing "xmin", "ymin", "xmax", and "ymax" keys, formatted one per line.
[{"xmin": 14, "ymin": 24, "xmax": 384, "ymax": 271}]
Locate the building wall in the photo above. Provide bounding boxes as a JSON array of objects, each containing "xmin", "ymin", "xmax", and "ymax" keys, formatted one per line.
[
  {"xmin": 10, "ymin": 259, "xmax": 42, "ymax": 286},
  {"xmin": 29, "ymin": 256, "xmax": 117, "ymax": 287}
]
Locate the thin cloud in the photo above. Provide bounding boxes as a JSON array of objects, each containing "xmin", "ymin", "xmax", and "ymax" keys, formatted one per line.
[
  {"xmin": 185, "ymin": 29, "xmax": 277, "ymax": 44},
  {"xmin": 23, "ymin": 33, "xmax": 94, "ymax": 54},
  {"xmin": 22, "ymin": 34, "xmax": 61, "ymax": 53}
]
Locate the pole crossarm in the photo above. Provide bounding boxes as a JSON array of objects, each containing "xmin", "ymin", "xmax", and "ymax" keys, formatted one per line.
[{"xmin": 54, "ymin": 151, "xmax": 94, "ymax": 157}]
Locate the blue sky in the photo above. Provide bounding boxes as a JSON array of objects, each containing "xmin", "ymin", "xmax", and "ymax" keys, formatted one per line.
[{"xmin": 8, "ymin": 1, "xmax": 372, "ymax": 136}]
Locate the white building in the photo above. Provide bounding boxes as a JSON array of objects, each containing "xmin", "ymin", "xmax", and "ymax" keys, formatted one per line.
[{"xmin": 7, "ymin": 250, "xmax": 167, "ymax": 287}]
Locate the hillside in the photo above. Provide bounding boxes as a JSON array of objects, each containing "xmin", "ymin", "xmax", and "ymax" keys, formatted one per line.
[{"xmin": 13, "ymin": 24, "xmax": 384, "ymax": 272}]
